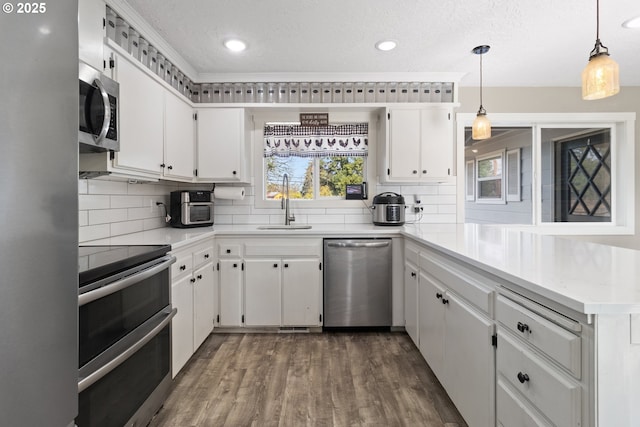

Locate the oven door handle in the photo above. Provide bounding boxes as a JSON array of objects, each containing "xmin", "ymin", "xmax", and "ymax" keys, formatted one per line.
[
  {"xmin": 326, "ymin": 241, "xmax": 390, "ymax": 248},
  {"xmin": 79, "ymin": 255, "xmax": 176, "ymax": 307},
  {"xmin": 78, "ymin": 307, "xmax": 177, "ymax": 393}
]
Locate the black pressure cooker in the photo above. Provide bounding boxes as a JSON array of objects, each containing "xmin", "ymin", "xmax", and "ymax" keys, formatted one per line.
[{"xmin": 371, "ymin": 192, "xmax": 406, "ymax": 225}]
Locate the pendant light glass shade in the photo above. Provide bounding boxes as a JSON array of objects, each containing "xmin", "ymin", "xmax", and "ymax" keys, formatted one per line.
[
  {"xmin": 472, "ymin": 111, "xmax": 491, "ymax": 140},
  {"xmin": 472, "ymin": 45, "xmax": 491, "ymax": 140},
  {"xmin": 582, "ymin": 0, "xmax": 620, "ymax": 100},
  {"xmin": 582, "ymin": 49, "xmax": 620, "ymax": 100}
]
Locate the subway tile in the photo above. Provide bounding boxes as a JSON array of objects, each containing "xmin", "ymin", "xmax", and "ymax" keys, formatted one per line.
[
  {"xmin": 401, "ymin": 185, "xmax": 439, "ymax": 195},
  {"xmin": 78, "ymin": 179, "xmax": 88, "ymax": 194},
  {"xmin": 329, "ymin": 208, "xmax": 368, "ymax": 215},
  {"xmin": 110, "ymin": 220, "xmax": 144, "ymax": 236},
  {"xmin": 214, "ymin": 215, "xmax": 233, "ymax": 224},
  {"xmin": 438, "ymin": 204, "xmax": 457, "ymax": 214},
  {"xmin": 437, "ymin": 195, "xmax": 457, "ymax": 205},
  {"xmin": 305, "ymin": 214, "xmax": 345, "ymax": 224},
  {"xmin": 79, "ymin": 194, "xmax": 110, "ymax": 210},
  {"xmin": 215, "ymin": 205, "xmax": 251, "ymax": 215},
  {"xmin": 128, "ymin": 206, "xmax": 161, "ymax": 221},
  {"xmin": 79, "ymin": 224, "xmax": 110, "ymax": 243},
  {"xmin": 88, "ymin": 208, "xmax": 128, "ymax": 225},
  {"xmin": 233, "ymin": 215, "xmax": 270, "ymax": 225},
  {"xmin": 78, "ymin": 211, "xmax": 88, "ymax": 227},
  {"xmin": 344, "ymin": 214, "xmax": 371, "ymax": 224},
  {"xmin": 143, "ymin": 217, "xmax": 167, "ymax": 230},
  {"xmin": 110, "ymin": 195, "xmax": 144, "ymax": 209},
  {"xmin": 88, "ymin": 179, "xmax": 128, "ymax": 195},
  {"xmin": 437, "ymin": 184, "xmax": 457, "ymax": 195}
]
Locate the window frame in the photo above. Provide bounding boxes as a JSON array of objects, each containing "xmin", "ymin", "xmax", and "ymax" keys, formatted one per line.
[
  {"xmin": 506, "ymin": 148, "xmax": 521, "ymax": 202},
  {"xmin": 456, "ymin": 112, "xmax": 636, "ymax": 235},
  {"xmin": 475, "ymin": 150, "xmax": 506, "ymax": 204},
  {"xmin": 254, "ymin": 110, "xmax": 378, "ymax": 209},
  {"xmin": 465, "ymin": 159, "xmax": 475, "ymax": 201}
]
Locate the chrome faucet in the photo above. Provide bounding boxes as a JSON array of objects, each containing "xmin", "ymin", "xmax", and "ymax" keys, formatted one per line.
[{"xmin": 281, "ymin": 173, "xmax": 295, "ymax": 225}]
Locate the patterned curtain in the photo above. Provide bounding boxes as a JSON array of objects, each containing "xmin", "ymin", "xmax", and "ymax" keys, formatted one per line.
[{"xmin": 264, "ymin": 123, "xmax": 368, "ymax": 157}]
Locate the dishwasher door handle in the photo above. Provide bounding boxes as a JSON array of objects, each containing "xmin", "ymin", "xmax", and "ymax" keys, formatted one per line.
[{"xmin": 326, "ymin": 241, "xmax": 390, "ymax": 248}]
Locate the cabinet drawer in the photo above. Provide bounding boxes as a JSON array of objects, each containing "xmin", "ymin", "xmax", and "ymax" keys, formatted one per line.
[
  {"xmin": 497, "ymin": 295, "xmax": 581, "ymax": 377},
  {"xmin": 171, "ymin": 252, "xmax": 193, "ymax": 278},
  {"xmin": 193, "ymin": 246, "xmax": 213, "ymax": 268},
  {"xmin": 497, "ymin": 377, "xmax": 552, "ymax": 427},
  {"xmin": 218, "ymin": 244, "xmax": 241, "ymax": 257},
  {"xmin": 497, "ymin": 331, "xmax": 581, "ymax": 427},
  {"xmin": 405, "ymin": 243, "xmax": 419, "ymax": 266}
]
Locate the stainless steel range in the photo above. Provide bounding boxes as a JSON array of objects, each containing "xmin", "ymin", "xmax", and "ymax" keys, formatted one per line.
[{"xmin": 77, "ymin": 245, "xmax": 176, "ymax": 427}]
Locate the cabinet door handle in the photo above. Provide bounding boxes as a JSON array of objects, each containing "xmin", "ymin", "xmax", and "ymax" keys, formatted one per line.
[
  {"xmin": 197, "ymin": 274, "xmax": 202, "ymax": 280},
  {"xmin": 441, "ymin": 298, "xmax": 449, "ymax": 305},
  {"xmin": 422, "ymin": 169, "xmax": 427, "ymax": 174},
  {"xmin": 204, "ymin": 254, "xmax": 210, "ymax": 259},
  {"xmin": 190, "ymin": 278, "xmax": 196, "ymax": 283},
  {"xmin": 180, "ymin": 265, "xmax": 186, "ymax": 271},
  {"xmin": 160, "ymin": 163, "xmax": 165, "ymax": 168},
  {"xmin": 436, "ymin": 292, "xmax": 443, "ymax": 299},
  {"xmin": 232, "ymin": 170, "xmax": 237, "ymax": 175},
  {"xmin": 517, "ymin": 372, "xmax": 530, "ymax": 384},
  {"xmin": 167, "ymin": 165, "xmax": 173, "ymax": 170},
  {"xmin": 284, "ymin": 263, "xmax": 289, "ymax": 268},
  {"xmin": 517, "ymin": 322, "xmax": 531, "ymax": 333},
  {"xmin": 412, "ymin": 170, "xmax": 418, "ymax": 174},
  {"xmin": 410, "ymin": 272, "xmax": 416, "ymax": 278},
  {"xmin": 226, "ymin": 249, "xmax": 231, "ymax": 254},
  {"xmin": 273, "ymin": 263, "xmax": 278, "ymax": 268},
  {"xmin": 233, "ymin": 263, "xmax": 238, "ymax": 268}
]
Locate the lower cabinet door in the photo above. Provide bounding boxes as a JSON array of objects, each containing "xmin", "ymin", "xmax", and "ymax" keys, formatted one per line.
[
  {"xmin": 219, "ymin": 259, "xmax": 243, "ymax": 327},
  {"xmin": 418, "ymin": 271, "xmax": 446, "ymax": 380},
  {"xmin": 244, "ymin": 259, "xmax": 281, "ymax": 326},
  {"xmin": 443, "ymin": 292, "xmax": 495, "ymax": 427},
  {"xmin": 171, "ymin": 274, "xmax": 194, "ymax": 378},
  {"xmin": 193, "ymin": 262, "xmax": 214, "ymax": 350},
  {"xmin": 282, "ymin": 258, "xmax": 320, "ymax": 326},
  {"xmin": 497, "ymin": 377, "xmax": 553, "ymax": 427},
  {"xmin": 404, "ymin": 262, "xmax": 419, "ymax": 345}
]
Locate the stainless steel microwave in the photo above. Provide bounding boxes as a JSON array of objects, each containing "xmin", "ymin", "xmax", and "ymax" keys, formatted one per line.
[
  {"xmin": 79, "ymin": 62, "xmax": 119, "ymax": 152},
  {"xmin": 169, "ymin": 191, "xmax": 214, "ymax": 228}
]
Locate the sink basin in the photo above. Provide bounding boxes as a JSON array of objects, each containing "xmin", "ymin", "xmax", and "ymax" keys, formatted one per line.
[{"xmin": 257, "ymin": 225, "xmax": 313, "ymax": 230}]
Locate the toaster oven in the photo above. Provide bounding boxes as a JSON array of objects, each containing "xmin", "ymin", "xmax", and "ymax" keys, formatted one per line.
[{"xmin": 169, "ymin": 191, "xmax": 214, "ymax": 228}]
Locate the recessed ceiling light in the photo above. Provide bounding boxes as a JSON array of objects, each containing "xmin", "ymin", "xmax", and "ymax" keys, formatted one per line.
[
  {"xmin": 622, "ymin": 15, "xmax": 640, "ymax": 28},
  {"xmin": 224, "ymin": 39, "xmax": 246, "ymax": 52},
  {"xmin": 375, "ymin": 40, "xmax": 397, "ymax": 51}
]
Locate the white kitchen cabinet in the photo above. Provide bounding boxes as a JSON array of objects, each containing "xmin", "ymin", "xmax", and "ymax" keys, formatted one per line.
[
  {"xmin": 196, "ymin": 108, "xmax": 251, "ymax": 182},
  {"xmin": 169, "ymin": 240, "xmax": 215, "ymax": 377},
  {"xmin": 418, "ymin": 271, "xmax": 446, "ymax": 379},
  {"xmin": 404, "ymin": 260, "xmax": 419, "ymax": 346},
  {"xmin": 78, "ymin": 0, "xmax": 105, "ymax": 71},
  {"xmin": 381, "ymin": 106, "xmax": 454, "ymax": 183},
  {"xmin": 244, "ymin": 259, "xmax": 281, "ymax": 326},
  {"xmin": 281, "ymin": 258, "xmax": 321, "ymax": 326},
  {"xmin": 111, "ymin": 49, "xmax": 164, "ymax": 178},
  {"xmin": 163, "ymin": 91, "xmax": 195, "ymax": 181},
  {"xmin": 218, "ymin": 259, "xmax": 243, "ymax": 327}
]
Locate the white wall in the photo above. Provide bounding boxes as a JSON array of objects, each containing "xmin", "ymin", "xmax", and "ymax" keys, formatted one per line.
[{"xmin": 458, "ymin": 86, "xmax": 640, "ymax": 249}]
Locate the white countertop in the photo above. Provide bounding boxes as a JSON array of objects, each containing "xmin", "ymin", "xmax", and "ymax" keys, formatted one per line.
[{"xmin": 87, "ymin": 223, "xmax": 640, "ymax": 315}]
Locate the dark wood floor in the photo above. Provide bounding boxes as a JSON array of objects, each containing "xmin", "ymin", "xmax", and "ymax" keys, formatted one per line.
[{"xmin": 149, "ymin": 332, "xmax": 467, "ymax": 427}]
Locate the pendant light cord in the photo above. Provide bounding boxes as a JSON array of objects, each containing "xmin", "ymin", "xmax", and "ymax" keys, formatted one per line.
[
  {"xmin": 479, "ymin": 53, "xmax": 483, "ymax": 109},
  {"xmin": 596, "ymin": 0, "xmax": 600, "ymax": 40}
]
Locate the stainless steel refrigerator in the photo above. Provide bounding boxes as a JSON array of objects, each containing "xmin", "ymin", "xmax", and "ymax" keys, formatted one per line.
[{"xmin": 0, "ymin": 1, "xmax": 78, "ymax": 426}]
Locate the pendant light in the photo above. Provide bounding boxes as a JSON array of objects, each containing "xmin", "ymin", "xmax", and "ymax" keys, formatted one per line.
[
  {"xmin": 582, "ymin": 0, "xmax": 620, "ymax": 100},
  {"xmin": 472, "ymin": 45, "xmax": 491, "ymax": 140}
]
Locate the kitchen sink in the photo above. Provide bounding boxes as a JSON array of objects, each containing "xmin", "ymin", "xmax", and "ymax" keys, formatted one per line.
[{"xmin": 256, "ymin": 225, "xmax": 313, "ymax": 230}]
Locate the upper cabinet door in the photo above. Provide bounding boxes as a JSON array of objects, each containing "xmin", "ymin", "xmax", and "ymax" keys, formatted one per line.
[
  {"xmin": 78, "ymin": 0, "xmax": 105, "ymax": 70},
  {"xmin": 420, "ymin": 108, "xmax": 453, "ymax": 179},
  {"xmin": 196, "ymin": 108, "xmax": 249, "ymax": 182},
  {"xmin": 164, "ymin": 92, "xmax": 195, "ymax": 181},
  {"xmin": 112, "ymin": 52, "xmax": 164, "ymax": 177},
  {"xmin": 388, "ymin": 109, "xmax": 422, "ymax": 180}
]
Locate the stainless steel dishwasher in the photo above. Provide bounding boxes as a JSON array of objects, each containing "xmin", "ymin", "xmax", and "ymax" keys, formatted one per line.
[{"xmin": 323, "ymin": 238, "xmax": 392, "ymax": 328}]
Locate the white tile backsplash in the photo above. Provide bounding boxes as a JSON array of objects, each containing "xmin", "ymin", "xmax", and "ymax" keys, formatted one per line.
[{"xmin": 78, "ymin": 178, "xmax": 458, "ymax": 242}]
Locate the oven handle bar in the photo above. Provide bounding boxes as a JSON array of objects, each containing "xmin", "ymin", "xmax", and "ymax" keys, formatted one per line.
[
  {"xmin": 79, "ymin": 255, "xmax": 176, "ymax": 307},
  {"xmin": 78, "ymin": 307, "xmax": 177, "ymax": 393}
]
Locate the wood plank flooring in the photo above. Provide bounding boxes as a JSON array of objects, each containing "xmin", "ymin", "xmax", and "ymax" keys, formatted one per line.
[{"xmin": 149, "ymin": 332, "xmax": 467, "ymax": 427}]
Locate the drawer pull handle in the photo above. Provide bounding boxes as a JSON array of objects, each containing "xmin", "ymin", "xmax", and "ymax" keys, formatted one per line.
[
  {"xmin": 204, "ymin": 254, "xmax": 210, "ymax": 259},
  {"xmin": 410, "ymin": 272, "xmax": 416, "ymax": 278},
  {"xmin": 180, "ymin": 265, "xmax": 186, "ymax": 271},
  {"xmin": 517, "ymin": 372, "xmax": 530, "ymax": 384},
  {"xmin": 436, "ymin": 292, "xmax": 443, "ymax": 299},
  {"xmin": 190, "ymin": 278, "xmax": 196, "ymax": 283},
  {"xmin": 517, "ymin": 322, "xmax": 531, "ymax": 333},
  {"xmin": 441, "ymin": 298, "xmax": 449, "ymax": 305},
  {"xmin": 197, "ymin": 274, "xmax": 202, "ymax": 280},
  {"xmin": 273, "ymin": 263, "xmax": 278, "ymax": 268},
  {"xmin": 226, "ymin": 249, "xmax": 231, "ymax": 254},
  {"xmin": 233, "ymin": 263, "xmax": 238, "ymax": 268}
]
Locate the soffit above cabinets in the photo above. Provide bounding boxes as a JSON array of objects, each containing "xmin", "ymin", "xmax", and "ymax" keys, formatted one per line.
[{"xmin": 117, "ymin": 0, "xmax": 640, "ymax": 87}]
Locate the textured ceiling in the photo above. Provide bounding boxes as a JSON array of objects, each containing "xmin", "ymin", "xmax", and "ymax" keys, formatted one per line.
[{"xmin": 124, "ymin": 0, "xmax": 640, "ymax": 87}]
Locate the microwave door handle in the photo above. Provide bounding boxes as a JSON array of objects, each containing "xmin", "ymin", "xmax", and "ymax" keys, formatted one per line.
[{"xmin": 93, "ymin": 78, "xmax": 111, "ymax": 145}]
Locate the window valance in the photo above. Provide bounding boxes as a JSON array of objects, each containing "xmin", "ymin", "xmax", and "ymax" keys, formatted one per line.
[{"xmin": 263, "ymin": 123, "xmax": 368, "ymax": 157}]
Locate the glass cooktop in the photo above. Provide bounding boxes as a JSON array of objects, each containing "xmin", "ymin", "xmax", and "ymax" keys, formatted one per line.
[{"xmin": 79, "ymin": 245, "xmax": 171, "ymax": 287}]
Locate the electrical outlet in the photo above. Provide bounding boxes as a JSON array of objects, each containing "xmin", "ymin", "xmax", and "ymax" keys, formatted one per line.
[{"xmin": 413, "ymin": 206, "xmax": 423, "ymax": 213}]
